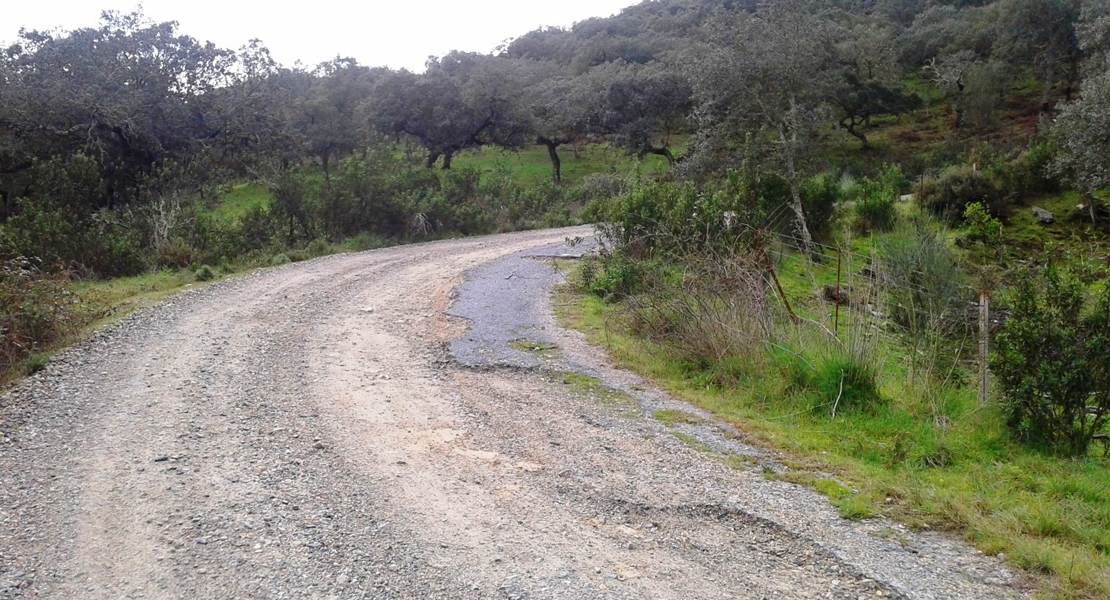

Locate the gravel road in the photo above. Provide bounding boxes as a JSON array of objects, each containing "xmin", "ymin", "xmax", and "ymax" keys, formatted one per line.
[{"xmin": 1, "ymin": 226, "xmax": 1030, "ymax": 599}]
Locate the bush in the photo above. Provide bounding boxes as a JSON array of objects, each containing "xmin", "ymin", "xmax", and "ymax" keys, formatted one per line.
[
  {"xmin": 0, "ymin": 258, "xmax": 87, "ymax": 377},
  {"xmin": 962, "ymin": 202, "xmax": 1002, "ymax": 245},
  {"xmin": 307, "ymin": 237, "xmax": 332, "ymax": 257},
  {"xmin": 624, "ymin": 248, "xmax": 770, "ymax": 366},
  {"xmin": 194, "ymin": 265, "xmax": 217, "ymax": 281},
  {"xmin": 917, "ymin": 164, "xmax": 1004, "ymax": 222},
  {"xmin": 991, "ymin": 266, "xmax": 1110, "ymax": 456},
  {"xmin": 852, "ymin": 165, "xmax": 904, "ymax": 232},
  {"xmin": 1007, "ymin": 140, "xmax": 1060, "ymax": 197},
  {"xmin": 589, "ymin": 253, "xmax": 647, "ymax": 299},
  {"xmin": 812, "ymin": 355, "xmax": 883, "ymax": 415},
  {"xmin": 800, "ymin": 173, "xmax": 843, "ymax": 241},
  {"xmin": 151, "ymin": 237, "xmax": 199, "ymax": 269},
  {"xmin": 270, "ymin": 253, "xmax": 291, "ymax": 266}
]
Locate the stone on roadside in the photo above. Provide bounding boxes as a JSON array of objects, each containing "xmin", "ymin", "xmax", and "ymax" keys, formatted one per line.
[{"xmin": 1031, "ymin": 206, "xmax": 1054, "ymax": 224}]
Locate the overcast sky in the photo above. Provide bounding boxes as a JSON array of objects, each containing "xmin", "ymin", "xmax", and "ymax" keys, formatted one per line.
[{"xmin": 3, "ymin": 1, "xmax": 639, "ymax": 72}]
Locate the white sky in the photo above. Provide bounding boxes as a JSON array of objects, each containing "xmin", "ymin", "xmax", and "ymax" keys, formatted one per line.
[{"xmin": 3, "ymin": 1, "xmax": 639, "ymax": 72}]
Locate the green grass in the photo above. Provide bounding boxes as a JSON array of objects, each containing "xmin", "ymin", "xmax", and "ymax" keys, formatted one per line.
[
  {"xmin": 452, "ymin": 142, "xmax": 670, "ymax": 186},
  {"xmin": 212, "ymin": 182, "xmax": 272, "ymax": 222},
  {"xmin": 24, "ymin": 353, "xmax": 51, "ymax": 375},
  {"xmin": 653, "ymin": 409, "xmax": 705, "ymax": 426},
  {"xmin": 73, "ymin": 268, "xmax": 231, "ymax": 329},
  {"xmin": 556, "ymin": 265, "xmax": 1110, "ymax": 599}
]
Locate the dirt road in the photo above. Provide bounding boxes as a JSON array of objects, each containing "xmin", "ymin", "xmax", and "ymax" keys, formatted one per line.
[{"xmin": 1, "ymin": 227, "xmax": 1028, "ymax": 599}]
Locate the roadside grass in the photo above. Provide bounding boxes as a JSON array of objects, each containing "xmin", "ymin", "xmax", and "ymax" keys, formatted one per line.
[
  {"xmin": 653, "ymin": 409, "xmax": 705, "ymax": 426},
  {"xmin": 555, "ymin": 270, "xmax": 1110, "ymax": 599},
  {"xmin": 452, "ymin": 142, "xmax": 670, "ymax": 186}
]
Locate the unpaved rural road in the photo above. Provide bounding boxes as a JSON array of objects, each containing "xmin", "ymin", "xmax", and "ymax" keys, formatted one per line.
[{"xmin": 1, "ymin": 227, "xmax": 1030, "ymax": 600}]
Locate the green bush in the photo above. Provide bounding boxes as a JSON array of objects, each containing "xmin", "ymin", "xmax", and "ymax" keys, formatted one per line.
[
  {"xmin": 1007, "ymin": 140, "xmax": 1060, "ymax": 197},
  {"xmin": 991, "ymin": 266, "xmax": 1110, "ymax": 456},
  {"xmin": 917, "ymin": 164, "xmax": 1004, "ymax": 222},
  {"xmin": 588, "ymin": 253, "xmax": 646, "ymax": 299},
  {"xmin": 307, "ymin": 237, "xmax": 332, "ymax": 257},
  {"xmin": 24, "ymin": 353, "xmax": 51, "ymax": 375},
  {"xmin": 962, "ymin": 202, "xmax": 1002, "ymax": 244},
  {"xmin": 194, "ymin": 265, "xmax": 217, "ymax": 281},
  {"xmin": 813, "ymin": 355, "xmax": 883, "ymax": 414},
  {"xmin": 852, "ymin": 165, "xmax": 904, "ymax": 232},
  {"xmin": 270, "ymin": 253, "xmax": 291, "ymax": 266},
  {"xmin": 800, "ymin": 173, "xmax": 843, "ymax": 241},
  {"xmin": 881, "ymin": 217, "xmax": 969, "ymax": 335}
]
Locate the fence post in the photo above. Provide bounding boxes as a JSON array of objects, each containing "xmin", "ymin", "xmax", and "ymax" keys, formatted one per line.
[
  {"xmin": 834, "ymin": 247, "xmax": 842, "ymax": 337},
  {"xmin": 979, "ymin": 290, "xmax": 990, "ymax": 405},
  {"xmin": 756, "ymin": 233, "xmax": 800, "ymax": 325}
]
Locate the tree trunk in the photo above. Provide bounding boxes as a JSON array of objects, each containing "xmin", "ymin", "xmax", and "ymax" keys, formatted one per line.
[
  {"xmin": 779, "ymin": 121, "xmax": 814, "ymax": 257},
  {"xmin": 842, "ymin": 118, "xmax": 869, "ymax": 148},
  {"xmin": 426, "ymin": 152, "xmax": 441, "ymax": 170},
  {"xmin": 789, "ymin": 181, "xmax": 815, "ymax": 257},
  {"xmin": 321, "ymin": 151, "xmax": 331, "ymax": 183},
  {"xmin": 441, "ymin": 152, "xmax": 453, "ymax": 171},
  {"xmin": 543, "ymin": 140, "xmax": 562, "ymax": 183},
  {"xmin": 1041, "ymin": 60, "xmax": 1056, "ymax": 112}
]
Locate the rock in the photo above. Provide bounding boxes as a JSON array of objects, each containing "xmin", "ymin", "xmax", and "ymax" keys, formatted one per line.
[
  {"xmin": 822, "ymin": 285, "xmax": 850, "ymax": 306},
  {"xmin": 153, "ymin": 455, "xmax": 170, "ymax": 462},
  {"xmin": 1032, "ymin": 206, "xmax": 1054, "ymax": 224}
]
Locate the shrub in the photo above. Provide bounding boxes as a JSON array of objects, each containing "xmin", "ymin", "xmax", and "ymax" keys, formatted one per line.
[
  {"xmin": 991, "ymin": 266, "xmax": 1110, "ymax": 456},
  {"xmin": 880, "ymin": 217, "xmax": 971, "ymax": 385},
  {"xmin": 587, "ymin": 252, "xmax": 647, "ymax": 299},
  {"xmin": 151, "ymin": 237, "xmax": 199, "ymax": 269},
  {"xmin": 962, "ymin": 202, "xmax": 1002, "ymax": 244},
  {"xmin": 0, "ymin": 258, "xmax": 86, "ymax": 377},
  {"xmin": 801, "ymin": 173, "xmax": 843, "ymax": 241},
  {"xmin": 270, "ymin": 253, "xmax": 291, "ymax": 266},
  {"xmin": 625, "ymin": 248, "xmax": 770, "ymax": 366},
  {"xmin": 307, "ymin": 237, "xmax": 332, "ymax": 257},
  {"xmin": 1007, "ymin": 140, "xmax": 1060, "ymax": 197},
  {"xmin": 917, "ymin": 164, "xmax": 1004, "ymax": 222},
  {"xmin": 194, "ymin": 265, "xmax": 217, "ymax": 281},
  {"xmin": 852, "ymin": 165, "xmax": 904, "ymax": 232}
]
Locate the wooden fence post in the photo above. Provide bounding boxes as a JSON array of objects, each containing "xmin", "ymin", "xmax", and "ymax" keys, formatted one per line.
[
  {"xmin": 756, "ymin": 233, "xmax": 800, "ymax": 325},
  {"xmin": 979, "ymin": 290, "xmax": 990, "ymax": 405},
  {"xmin": 834, "ymin": 247, "xmax": 842, "ymax": 337}
]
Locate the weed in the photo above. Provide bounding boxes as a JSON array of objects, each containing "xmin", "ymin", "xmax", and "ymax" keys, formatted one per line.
[
  {"xmin": 653, "ymin": 409, "xmax": 705, "ymax": 426},
  {"xmin": 24, "ymin": 353, "xmax": 50, "ymax": 375}
]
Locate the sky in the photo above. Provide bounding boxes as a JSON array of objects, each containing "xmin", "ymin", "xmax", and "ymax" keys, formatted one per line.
[{"xmin": 3, "ymin": 1, "xmax": 639, "ymax": 72}]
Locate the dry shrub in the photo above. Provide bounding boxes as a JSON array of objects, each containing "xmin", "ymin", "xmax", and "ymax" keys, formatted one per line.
[
  {"xmin": 0, "ymin": 258, "xmax": 87, "ymax": 377},
  {"xmin": 625, "ymin": 242, "xmax": 771, "ymax": 365}
]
